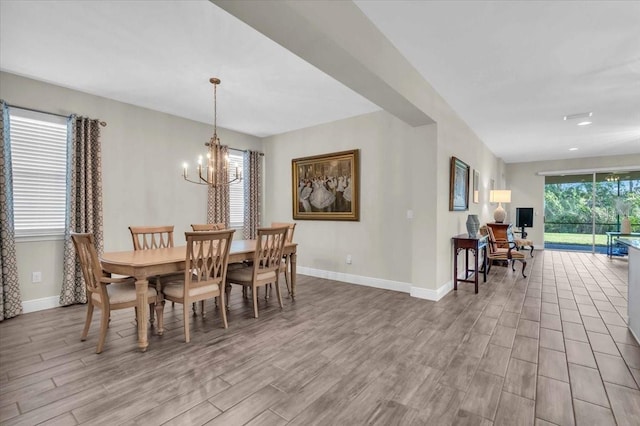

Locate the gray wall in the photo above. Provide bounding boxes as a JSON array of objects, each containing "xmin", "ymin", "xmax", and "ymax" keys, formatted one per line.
[{"xmin": 263, "ymin": 109, "xmax": 505, "ymax": 296}]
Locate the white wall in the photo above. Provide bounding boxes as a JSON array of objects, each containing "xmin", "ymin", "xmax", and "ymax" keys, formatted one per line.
[
  {"xmin": 506, "ymin": 155, "xmax": 640, "ymax": 247},
  {"xmin": 0, "ymin": 72, "xmax": 262, "ymax": 306},
  {"xmin": 263, "ymin": 109, "xmax": 504, "ymax": 297},
  {"xmin": 263, "ymin": 111, "xmax": 428, "ymax": 291}
]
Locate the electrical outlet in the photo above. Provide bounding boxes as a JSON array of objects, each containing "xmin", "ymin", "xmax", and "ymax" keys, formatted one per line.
[
  {"xmin": 346, "ymin": 254, "xmax": 352, "ymax": 264},
  {"xmin": 32, "ymin": 271, "xmax": 42, "ymax": 283}
]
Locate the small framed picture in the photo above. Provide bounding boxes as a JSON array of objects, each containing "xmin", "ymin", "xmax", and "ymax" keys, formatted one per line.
[{"xmin": 473, "ymin": 169, "xmax": 480, "ymax": 204}]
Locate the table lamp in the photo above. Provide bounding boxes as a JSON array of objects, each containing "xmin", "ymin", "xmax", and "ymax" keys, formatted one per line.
[{"xmin": 490, "ymin": 190, "xmax": 511, "ymax": 223}]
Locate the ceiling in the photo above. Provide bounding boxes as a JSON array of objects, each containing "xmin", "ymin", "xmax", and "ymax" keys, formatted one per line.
[{"xmin": 1, "ymin": 1, "xmax": 639, "ymax": 164}]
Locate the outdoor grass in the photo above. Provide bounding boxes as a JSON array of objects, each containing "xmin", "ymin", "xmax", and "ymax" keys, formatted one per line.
[{"xmin": 544, "ymin": 232, "xmax": 607, "ymax": 246}]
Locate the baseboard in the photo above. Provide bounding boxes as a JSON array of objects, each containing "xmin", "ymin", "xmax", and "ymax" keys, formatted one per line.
[
  {"xmin": 297, "ymin": 266, "xmax": 411, "ymax": 294},
  {"xmin": 297, "ymin": 266, "xmax": 452, "ymax": 301},
  {"xmin": 410, "ymin": 281, "xmax": 453, "ymax": 302},
  {"xmin": 22, "ymin": 296, "xmax": 61, "ymax": 313}
]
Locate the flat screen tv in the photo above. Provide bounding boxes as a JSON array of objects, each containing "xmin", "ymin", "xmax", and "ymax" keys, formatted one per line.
[{"xmin": 516, "ymin": 207, "xmax": 534, "ymax": 228}]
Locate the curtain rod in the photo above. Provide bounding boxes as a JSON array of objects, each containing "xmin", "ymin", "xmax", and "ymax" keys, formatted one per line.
[{"xmin": 7, "ymin": 104, "xmax": 107, "ymax": 127}]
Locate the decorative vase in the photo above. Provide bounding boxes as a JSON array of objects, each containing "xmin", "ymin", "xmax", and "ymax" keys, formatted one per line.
[
  {"xmin": 621, "ymin": 216, "xmax": 631, "ymax": 234},
  {"xmin": 466, "ymin": 214, "xmax": 480, "ymax": 237}
]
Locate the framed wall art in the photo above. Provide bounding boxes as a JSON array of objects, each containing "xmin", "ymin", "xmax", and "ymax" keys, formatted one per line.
[
  {"xmin": 449, "ymin": 156, "xmax": 470, "ymax": 211},
  {"xmin": 473, "ymin": 169, "xmax": 480, "ymax": 204},
  {"xmin": 292, "ymin": 149, "xmax": 360, "ymax": 221}
]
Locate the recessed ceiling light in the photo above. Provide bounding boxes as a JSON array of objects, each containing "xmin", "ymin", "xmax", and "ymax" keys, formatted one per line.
[
  {"xmin": 564, "ymin": 112, "xmax": 593, "ymax": 125},
  {"xmin": 569, "ymin": 147, "xmax": 578, "ymax": 151}
]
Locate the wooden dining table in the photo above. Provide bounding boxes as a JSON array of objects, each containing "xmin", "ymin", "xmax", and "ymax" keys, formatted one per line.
[{"xmin": 100, "ymin": 239, "xmax": 298, "ymax": 351}]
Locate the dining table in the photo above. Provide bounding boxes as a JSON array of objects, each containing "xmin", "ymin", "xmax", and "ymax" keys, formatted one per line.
[{"xmin": 100, "ymin": 239, "xmax": 298, "ymax": 352}]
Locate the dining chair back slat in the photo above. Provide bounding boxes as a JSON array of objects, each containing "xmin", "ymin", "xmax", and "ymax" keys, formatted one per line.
[
  {"xmin": 270, "ymin": 222, "xmax": 296, "ymax": 243},
  {"xmin": 129, "ymin": 225, "xmax": 175, "ymax": 250},
  {"xmin": 71, "ymin": 233, "xmax": 105, "ymax": 296}
]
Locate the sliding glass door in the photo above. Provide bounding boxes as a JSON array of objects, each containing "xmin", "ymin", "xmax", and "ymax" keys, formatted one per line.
[{"xmin": 544, "ymin": 170, "xmax": 639, "ymax": 253}]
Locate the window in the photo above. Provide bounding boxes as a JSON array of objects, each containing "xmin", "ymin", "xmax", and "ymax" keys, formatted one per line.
[
  {"xmin": 228, "ymin": 150, "xmax": 244, "ymax": 228},
  {"xmin": 9, "ymin": 108, "xmax": 68, "ymax": 237}
]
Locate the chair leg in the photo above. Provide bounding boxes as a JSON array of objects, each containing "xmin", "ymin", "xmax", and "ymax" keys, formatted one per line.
[
  {"xmin": 274, "ymin": 280, "xmax": 283, "ymax": 309},
  {"xmin": 149, "ymin": 302, "xmax": 155, "ymax": 325},
  {"xmin": 184, "ymin": 301, "xmax": 191, "ymax": 343},
  {"xmin": 252, "ymin": 285, "xmax": 259, "ymax": 318},
  {"xmin": 97, "ymin": 307, "xmax": 110, "ymax": 354},
  {"xmin": 521, "ymin": 260, "xmax": 527, "ymax": 278},
  {"xmin": 81, "ymin": 302, "xmax": 94, "ymax": 341},
  {"xmin": 155, "ymin": 301, "xmax": 165, "ymax": 335},
  {"xmin": 284, "ymin": 257, "xmax": 291, "ymax": 295},
  {"xmin": 225, "ymin": 284, "xmax": 231, "ymax": 309},
  {"xmin": 265, "ymin": 284, "xmax": 270, "ymax": 300},
  {"xmin": 201, "ymin": 300, "xmax": 206, "ymax": 318},
  {"xmin": 530, "ymin": 246, "xmax": 534, "ymax": 257},
  {"xmin": 192, "ymin": 302, "xmax": 198, "ymax": 316},
  {"xmin": 219, "ymin": 291, "xmax": 228, "ymax": 329}
]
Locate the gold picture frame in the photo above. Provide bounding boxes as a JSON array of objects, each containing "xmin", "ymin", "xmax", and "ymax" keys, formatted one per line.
[{"xmin": 292, "ymin": 149, "xmax": 360, "ymax": 221}]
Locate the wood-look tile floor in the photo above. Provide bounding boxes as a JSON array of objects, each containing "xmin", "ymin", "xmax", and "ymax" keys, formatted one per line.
[{"xmin": 1, "ymin": 251, "xmax": 639, "ymax": 425}]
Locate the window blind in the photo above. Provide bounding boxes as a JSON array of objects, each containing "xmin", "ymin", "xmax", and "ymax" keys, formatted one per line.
[
  {"xmin": 228, "ymin": 151, "xmax": 244, "ymax": 228},
  {"xmin": 9, "ymin": 108, "xmax": 68, "ymax": 237}
]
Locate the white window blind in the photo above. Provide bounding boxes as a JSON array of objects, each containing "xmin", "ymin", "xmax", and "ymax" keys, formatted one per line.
[
  {"xmin": 228, "ymin": 150, "xmax": 244, "ymax": 228},
  {"xmin": 9, "ymin": 108, "xmax": 68, "ymax": 237}
]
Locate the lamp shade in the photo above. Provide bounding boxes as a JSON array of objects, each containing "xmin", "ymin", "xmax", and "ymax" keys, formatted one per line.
[{"xmin": 490, "ymin": 190, "xmax": 511, "ymax": 203}]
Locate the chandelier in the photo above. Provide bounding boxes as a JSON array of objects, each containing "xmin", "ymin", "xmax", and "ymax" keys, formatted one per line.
[
  {"xmin": 606, "ymin": 174, "xmax": 619, "ymax": 182},
  {"xmin": 182, "ymin": 77, "xmax": 242, "ymax": 186}
]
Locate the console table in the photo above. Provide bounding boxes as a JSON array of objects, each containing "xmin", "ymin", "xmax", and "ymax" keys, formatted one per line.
[
  {"xmin": 606, "ymin": 232, "xmax": 640, "ymax": 258},
  {"xmin": 452, "ymin": 233, "xmax": 488, "ymax": 294}
]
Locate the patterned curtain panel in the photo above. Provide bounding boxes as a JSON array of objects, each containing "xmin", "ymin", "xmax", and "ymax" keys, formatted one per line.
[
  {"xmin": 243, "ymin": 150, "xmax": 262, "ymax": 239},
  {"xmin": 60, "ymin": 117, "xmax": 104, "ymax": 306},
  {"xmin": 207, "ymin": 143, "xmax": 230, "ymax": 226},
  {"xmin": 0, "ymin": 101, "xmax": 23, "ymax": 321}
]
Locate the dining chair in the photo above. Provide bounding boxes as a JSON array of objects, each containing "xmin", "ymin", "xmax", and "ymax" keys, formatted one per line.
[
  {"xmin": 225, "ymin": 226, "xmax": 288, "ymax": 318},
  {"xmin": 129, "ymin": 225, "xmax": 175, "ymax": 250},
  {"xmin": 270, "ymin": 222, "xmax": 296, "ymax": 296},
  {"xmin": 191, "ymin": 223, "xmax": 226, "ymax": 231},
  {"xmin": 71, "ymin": 232, "xmax": 161, "ymax": 354},
  {"xmin": 161, "ymin": 229, "xmax": 235, "ymax": 342},
  {"xmin": 480, "ymin": 225, "xmax": 527, "ymax": 277},
  {"xmin": 128, "ymin": 225, "xmax": 184, "ymax": 318}
]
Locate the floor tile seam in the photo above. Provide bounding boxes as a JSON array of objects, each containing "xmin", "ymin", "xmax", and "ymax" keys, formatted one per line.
[
  {"xmin": 501, "ymin": 382, "xmax": 537, "ymax": 403},
  {"xmin": 567, "ymin": 358, "xmax": 619, "ymax": 416},
  {"xmin": 533, "ymin": 256, "xmax": 572, "ymax": 426},
  {"xmin": 601, "ymin": 375, "xmax": 640, "ymax": 391}
]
